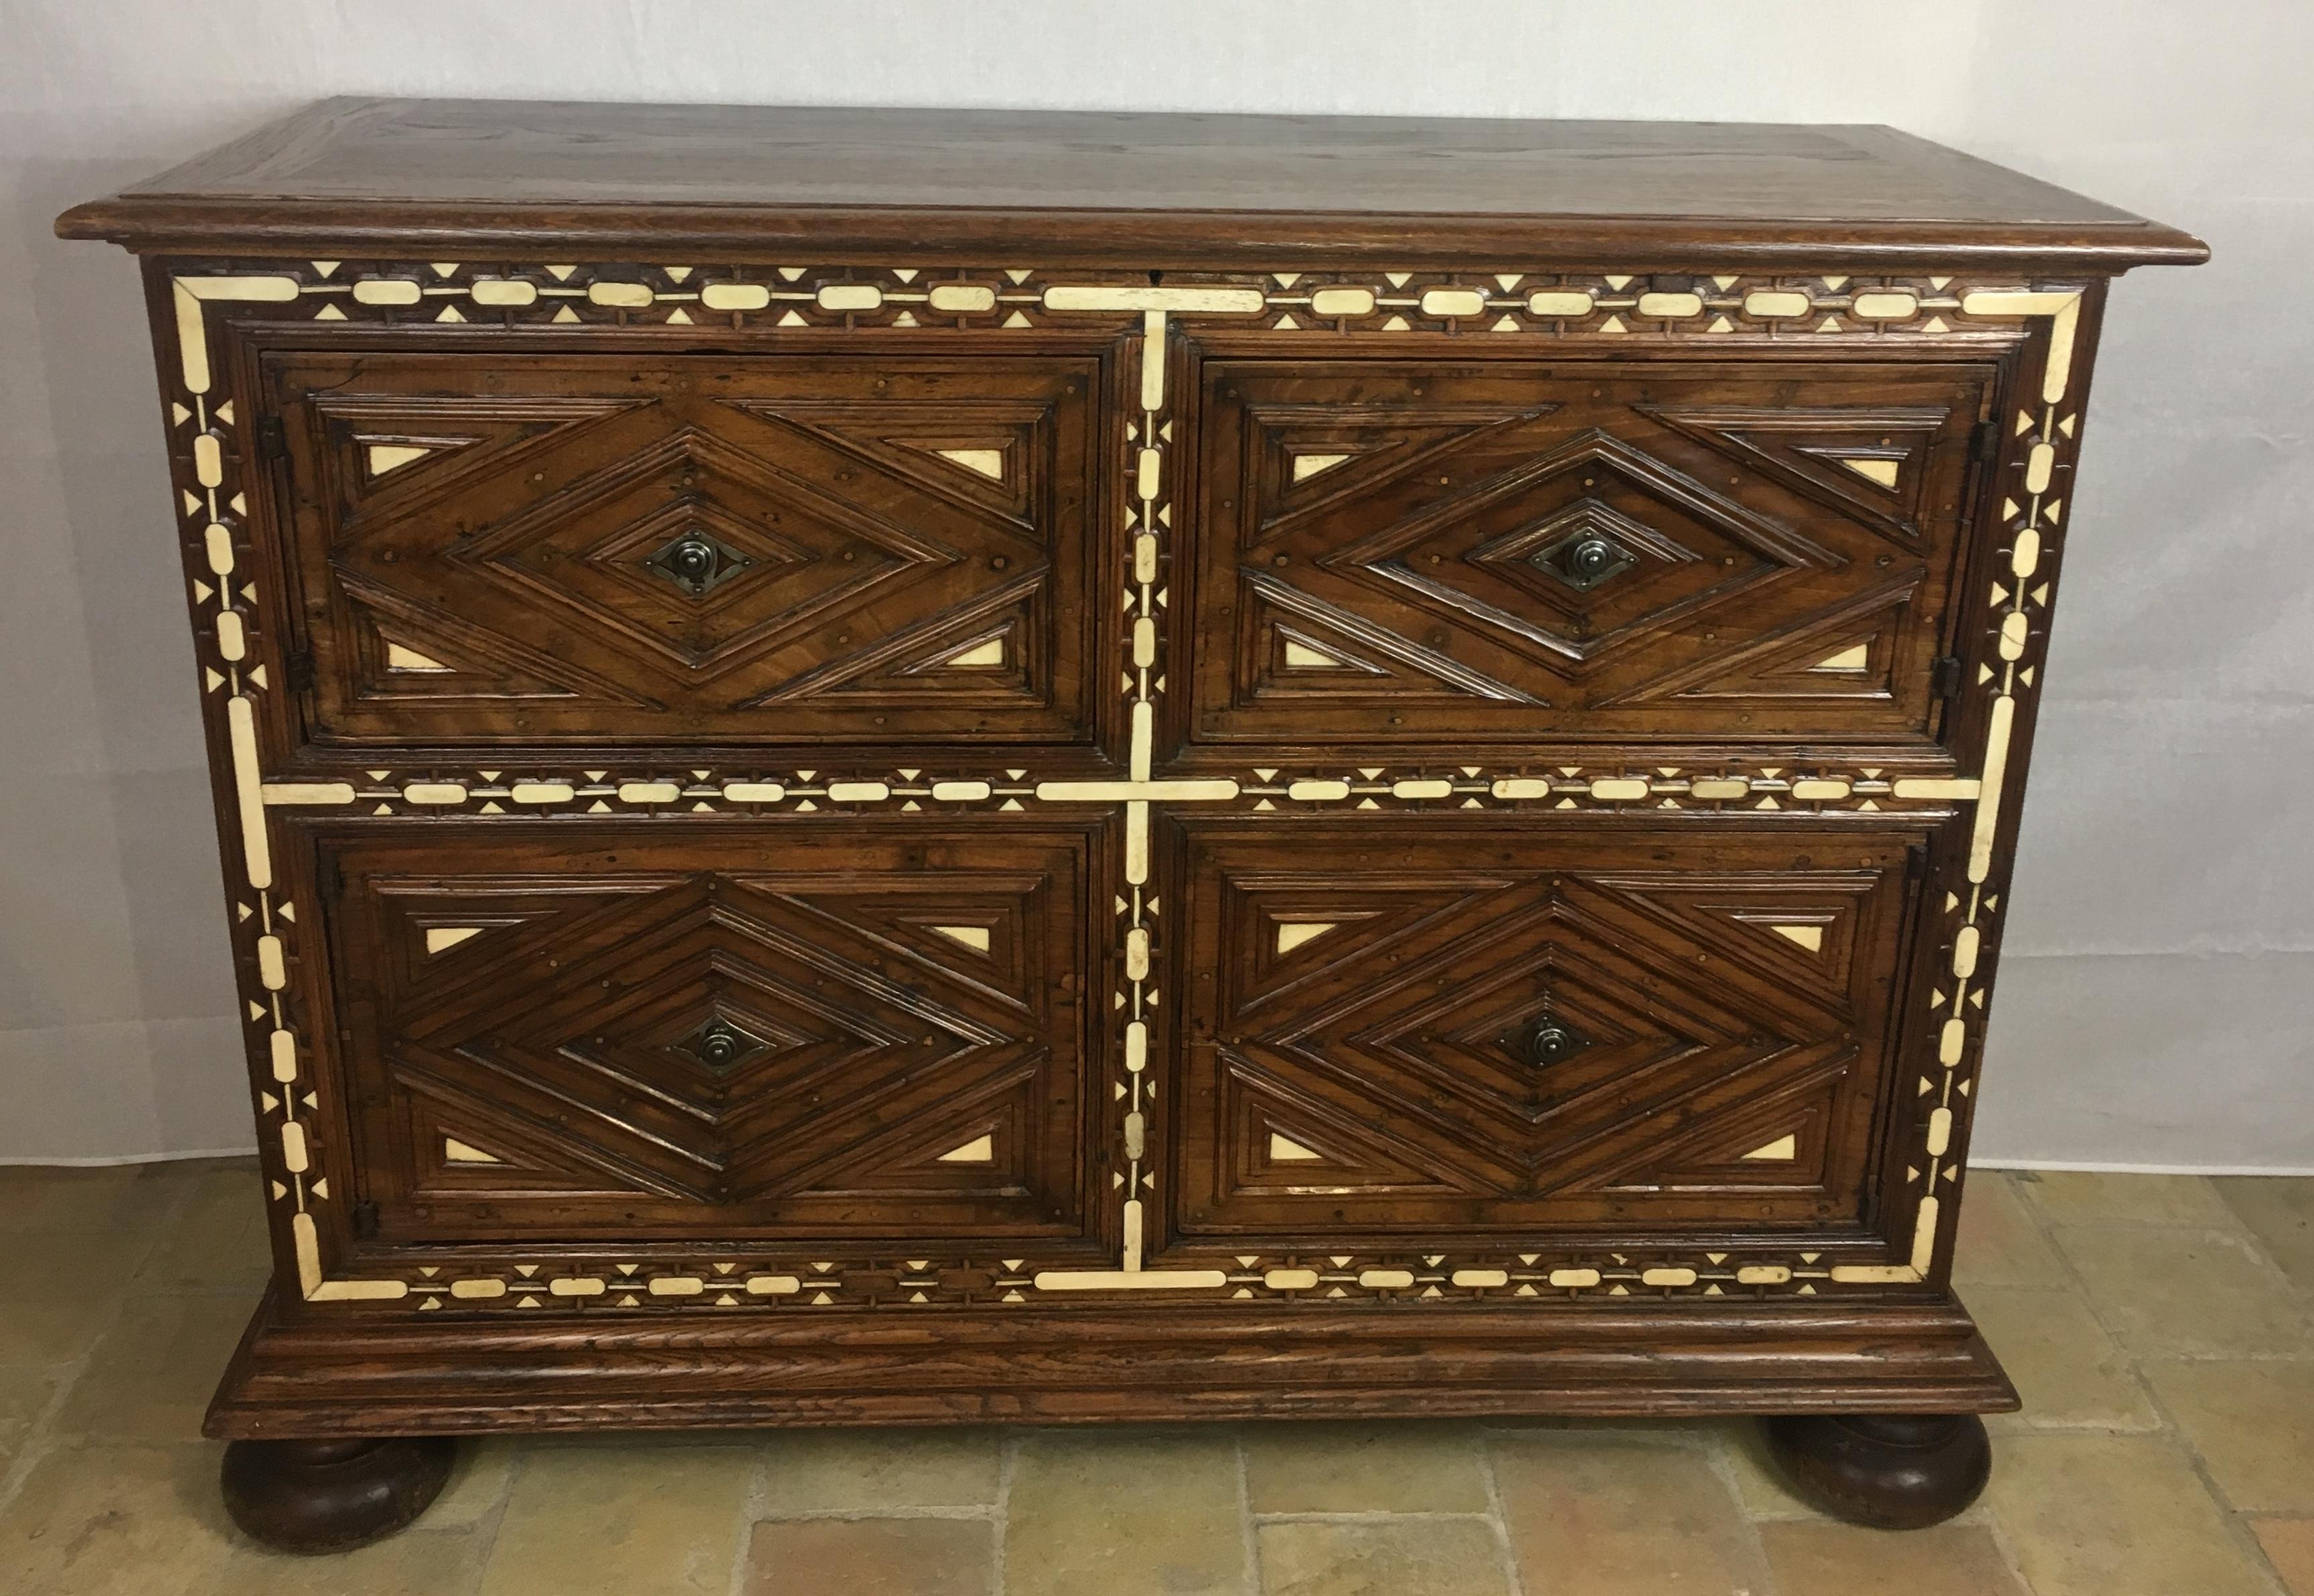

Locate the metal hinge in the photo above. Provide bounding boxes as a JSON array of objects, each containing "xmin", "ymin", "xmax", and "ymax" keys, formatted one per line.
[
  {"xmin": 350, "ymin": 1200, "xmax": 380, "ymax": 1240},
  {"xmin": 255, "ymin": 415, "xmax": 288, "ymax": 461},
  {"xmin": 1906, "ymin": 843, "xmax": 1930, "ymax": 882},
  {"xmin": 1931, "ymin": 655, "xmax": 1965, "ymax": 699}
]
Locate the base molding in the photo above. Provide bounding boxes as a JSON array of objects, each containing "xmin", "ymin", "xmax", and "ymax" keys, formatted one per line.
[{"xmin": 206, "ymin": 1287, "xmax": 2015, "ymax": 1438}]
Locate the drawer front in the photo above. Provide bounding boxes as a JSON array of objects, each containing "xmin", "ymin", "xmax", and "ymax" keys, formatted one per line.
[
  {"xmin": 1188, "ymin": 358, "xmax": 1992, "ymax": 747},
  {"xmin": 1168, "ymin": 819, "xmax": 1922, "ymax": 1241},
  {"xmin": 319, "ymin": 822, "xmax": 1104, "ymax": 1245},
  {"xmin": 266, "ymin": 350, "xmax": 1104, "ymax": 747}
]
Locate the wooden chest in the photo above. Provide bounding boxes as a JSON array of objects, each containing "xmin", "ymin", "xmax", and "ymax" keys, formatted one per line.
[{"xmin": 60, "ymin": 100, "xmax": 2203, "ymax": 1544}]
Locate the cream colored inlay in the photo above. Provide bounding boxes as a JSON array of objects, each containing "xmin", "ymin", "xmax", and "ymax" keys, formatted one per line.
[
  {"xmin": 700, "ymin": 283, "xmax": 772, "ymax": 311},
  {"xmin": 1527, "ymin": 289, "xmax": 1596, "ymax": 317},
  {"xmin": 1742, "ymin": 289, "xmax": 1812, "ymax": 319},
  {"xmin": 1768, "ymin": 924, "xmax": 1825, "ymax": 953},
  {"xmin": 443, "ymin": 1137, "xmax": 501, "ymax": 1164},
  {"xmin": 1292, "ymin": 453, "xmax": 1352, "ymax": 483},
  {"xmin": 1032, "ymin": 1269, "xmax": 1230, "ymax": 1291},
  {"xmin": 425, "ymin": 927, "xmax": 483, "ymax": 955},
  {"xmin": 933, "ymin": 447, "xmax": 1006, "ymax": 480},
  {"xmin": 1636, "ymin": 291, "xmax": 1703, "ymax": 319},
  {"xmin": 384, "ymin": 641, "xmax": 452, "ymax": 672},
  {"xmin": 1282, "ymin": 637, "xmax": 1351, "ymax": 668},
  {"xmin": 935, "ymin": 637, "xmax": 1006, "ymax": 668},
  {"xmin": 1833, "ymin": 456, "xmax": 1902, "ymax": 488},
  {"xmin": 1042, "ymin": 285, "xmax": 1265, "ymax": 313},
  {"xmin": 1274, "ymin": 922, "xmax": 1336, "ymax": 955},
  {"xmin": 1267, "ymin": 1133, "xmax": 1324, "ymax": 1162},
  {"xmin": 1418, "ymin": 287, "xmax": 1487, "ymax": 317},
  {"xmin": 927, "ymin": 283, "xmax": 997, "ymax": 313},
  {"xmin": 935, "ymin": 1133, "xmax": 995, "ymax": 1164},
  {"xmin": 929, "ymin": 925, "xmax": 992, "ymax": 951},
  {"xmin": 1742, "ymin": 1133, "xmax": 1800, "ymax": 1161},
  {"xmin": 366, "ymin": 444, "xmax": 433, "ymax": 477},
  {"xmin": 1810, "ymin": 643, "xmax": 1871, "ymax": 672}
]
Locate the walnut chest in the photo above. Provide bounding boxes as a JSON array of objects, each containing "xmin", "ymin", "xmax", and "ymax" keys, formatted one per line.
[{"xmin": 60, "ymin": 100, "xmax": 2203, "ymax": 1544}]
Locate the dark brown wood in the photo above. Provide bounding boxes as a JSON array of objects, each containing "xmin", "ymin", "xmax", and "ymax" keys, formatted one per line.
[
  {"xmin": 219, "ymin": 1435, "xmax": 457, "ymax": 1554},
  {"xmin": 1762, "ymin": 1412, "xmax": 1993, "ymax": 1528},
  {"xmin": 57, "ymin": 100, "xmax": 2205, "ymax": 1545},
  {"xmin": 56, "ymin": 100, "xmax": 2207, "ymax": 270}
]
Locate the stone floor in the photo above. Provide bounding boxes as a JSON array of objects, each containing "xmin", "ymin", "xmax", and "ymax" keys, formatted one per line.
[{"xmin": 1, "ymin": 1162, "xmax": 2311, "ymax": 1595}]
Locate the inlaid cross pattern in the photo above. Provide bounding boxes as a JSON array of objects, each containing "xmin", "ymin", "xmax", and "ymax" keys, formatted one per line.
[{"xmin": 167, "ymin": 264, "xmax": 2081, "ymax": 1309}]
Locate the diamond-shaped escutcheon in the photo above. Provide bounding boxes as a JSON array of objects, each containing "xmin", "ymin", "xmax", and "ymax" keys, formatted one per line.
[
  {"xmin": 1511, "ymin": 1016, "xmax": 1592, "ymax": 1068},
  {"xmin": 1530, "ymin": 520, "xmax": 1638, "ymax": 592},
  {"xmin": 643, "ymin": 528, "xmax": 755, "ymax": 597}
]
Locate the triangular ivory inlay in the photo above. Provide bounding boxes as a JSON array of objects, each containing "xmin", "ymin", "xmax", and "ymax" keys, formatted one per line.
[
  {"xmin": 1769, "ymin": 924, "xmax": 1826, "ymax": 953},
  {"xmin": 935, "ymin": 1133, "xmax": 995, "ymax": 1164},
  {"xmin": 1274, "ymin": 921, "xmax": 1338, "ymax": 954},
  {"xmin": 933, "ymin": 637, "xmax": 1006, "ymax": 668},
  {"xmin": 366, "ymin": 443, "xmax": 434, "ymax": 477},
  {"xmin": 1267, "ymin": 1133, "xmax": 1324, "ymax": 1162},
  {"xmin": 933, "ymin": 447, "xmax": 1006, "ymax": 480},
  {"xmin": 929, "ymin": 925, "xmax": 993, "ymax": 952},
  {"xmin": 1742, "ymin": 1133, "xmax": 1800, "ymax": 1162},
  {"xmin": 1291, "ymin": 452, "xmax": 1352, "ymax": 483},
  {"xmin": 386, "ymin": 641, "xmax": 454, "ymax": 673},
  {"xmin": 425, "ymin": 927, "xmax": 483, "ymax": 955},
  {"xmin": 1810, "ymin": 643, "xmax": 1871, "ymax": 673},
  {"xmin": 1832, "ymin": 455, "xmax": 1902, "ymax": 488},
  {"xmin": 443, "ymin": 1137, "xmax": 502, "ymax": 1164},
  {"xmin": 1282, "ymin": 638, "xmax": 1353, "ymax": 669}
]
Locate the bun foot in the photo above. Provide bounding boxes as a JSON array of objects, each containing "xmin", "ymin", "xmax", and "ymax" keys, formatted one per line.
[
  {"xmin": 1762, "ymin": 1413, "xmax": 1991, "ymax": 1530},
  {"xmin": 220, "ymin": 1437, "xmax": 456, "ymax": 1554}
]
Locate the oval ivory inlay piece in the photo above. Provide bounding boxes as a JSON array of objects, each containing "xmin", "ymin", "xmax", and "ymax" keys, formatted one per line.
[
  {"xmin": 1527, "ymin": 289, "xmax": 1595, "ymax": 317},
  {"xmin": 587, "ymin": 281, "xmax": 655, "ymax": 307},
  {"xmin": 1636, "ymin": 291, "xmax": 1703, "ymax": 319},
  {"xmin": 816, "ymin": 283, "xmax": 884, "ymax": 311},
  {"xmin": 927, "ymin": 283, "xmax": 997, "ymax": 312},
  {"xmin": 468, "ymin": 278, "xmax": 538, "ymax": 306},
  {"xmin": 1418, "ymin": 287, "xmax": 1488, "ymax": 318},
  {"xmin": 351, "ymin": 278, "xmax": 423, "ymax": 305},
  {"xmin": 700, "ymin": 283, "xmax": 773, "ymax": 311},
  {"xmin": 1309, "ymin": 287, "xmax": 1377, "ymax": 317},
  {"xmin": 1743, "ymin": 290, "xmax": 1812, "ymax": 319},
  {"xmin": 1851, "ymin": 291, "xmax": 1920, "ymax": 319}
]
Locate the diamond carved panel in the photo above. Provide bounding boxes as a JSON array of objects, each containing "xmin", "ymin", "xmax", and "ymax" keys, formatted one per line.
[
  {"xmin": 326, "ymin": 825, "xmax": 1099, "ymax": 1240},
  {"xmin": 1191, "ymin": 360, "xmax": 1991, "ymax": 746},
  {"xmin": 1168, "ymin": 821, "xmax": 1916, "ymax": 1241},
  {"xmin": 275, "ymin": 351, "xmax": 1103, "ymax": 746}
]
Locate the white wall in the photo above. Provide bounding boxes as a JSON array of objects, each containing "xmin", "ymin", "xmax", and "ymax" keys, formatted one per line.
[{"xmin": 3, "ymin": 0, "xmax": 2309, "ymax": 1168}]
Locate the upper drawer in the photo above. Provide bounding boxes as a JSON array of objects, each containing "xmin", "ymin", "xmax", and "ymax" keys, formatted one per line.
[
  {"xmin": 1186, "ymin": 357, "xmax": 1995, "ymax": 748},
  {"xmin": 261, "ymin": 349, "xmax": 1103, "ymax": 747}
]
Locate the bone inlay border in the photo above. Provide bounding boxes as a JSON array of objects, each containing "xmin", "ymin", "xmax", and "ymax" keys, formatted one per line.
[{"xmin": 163, "ymin": 262, "xmax": 2074, "ymax": 1309}]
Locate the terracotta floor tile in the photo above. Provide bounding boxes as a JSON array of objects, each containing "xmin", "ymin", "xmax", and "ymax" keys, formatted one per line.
[
  {"xmin": 1240, "ymin": 1420, "xmax": 1489, "ymax": 1514},
  {"xmin": 2214, "ymin": 1176, "xmax": 2314, "ymax": 1291},
  {"xmin": 753, "ymin": 1426, "xmax": 1002, "ymax": 1513},
  {"xmin": 1492, "ymin": 1433, "xmax": 1769, "ymax": 1593},
  {"xmin": 1967, "ymin": 1285, "xmax": 2159, "ymax": 1431},
  {"xmin": 743, "ymin": 1517, "xmax": 994, "ymax": 1596},
  {"xmin": 2254, "ymin": 1517, "xmax": 2314, "ymax": 1595},
  {"xmin": 2052, "ymin": 1223, "xmax": 2313, "ymax": 1356},
  {"xmin": 1002, "ymin": 1429, "xmax": 1245, "ymax": 1596},
  {"xmin": 1985, "ymin": 1433, "xmax": 2271, "ymax": 1596},
  {"xmin": 2144, "ymin": 1360, "xmax": 2314, "ymax": 1512},
  {"xmin": 1952, "ymin": 1173, "xmax": 2069, "ymax": 1288},
  {"xmin": 1255, "ymin": 1519, "xmax": 1509, "ymax": 1596},
  {"xmin": 131, "ymin": 1162, "xmax": 272, "ymax": 1296},
  {"xmin": 0, "ymin": 1443, "xmax": 235, "ymax": 1596},
  {"xmin": 0, "ymin": 1234, "xmax": 139, "ymax": 1364},
  {"xmin": 0, "ymin": 1364, "xmax": 60, "ymax": 1469},
  {"xmin": 477, "ymin": 1443, "xmax": 753, "ymax": 1596},
  {"xmin": 204, "ymin": 1528, "xmax": 488, "ymax": 1596},
  {"xmin": 425, "ymin": 1436, "xmax": 522, "ymax": 1528},
  {"xmin": 2023, "ymin": 1170, "xmax": 2241, "ymax": 1226},
  {"xmin": 1758, "ymin": 1520, "xmax": 2027, "ymax": 1595},
  {"xmin": 51, "ymin": 1293, "xmax": 251, "ymax": 1444},
  {"xmin": 0, "ymin": 1164, "xmax": 154, "ymax": 1236}
]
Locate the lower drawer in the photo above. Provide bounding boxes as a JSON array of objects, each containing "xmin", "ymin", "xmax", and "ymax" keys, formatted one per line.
[
  {"xmin": 1162, "ymin": 817, "xmax": 1928, "ymax": 1245},
  {"xmin": 313, "ymin": 820, "xmax": 1109, "ymax": 1247}
]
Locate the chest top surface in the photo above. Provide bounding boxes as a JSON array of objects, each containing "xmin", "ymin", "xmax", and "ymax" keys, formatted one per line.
[{"xmin": 56, "ymin": 98, "xmax": 2206, "ymax": 268}]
